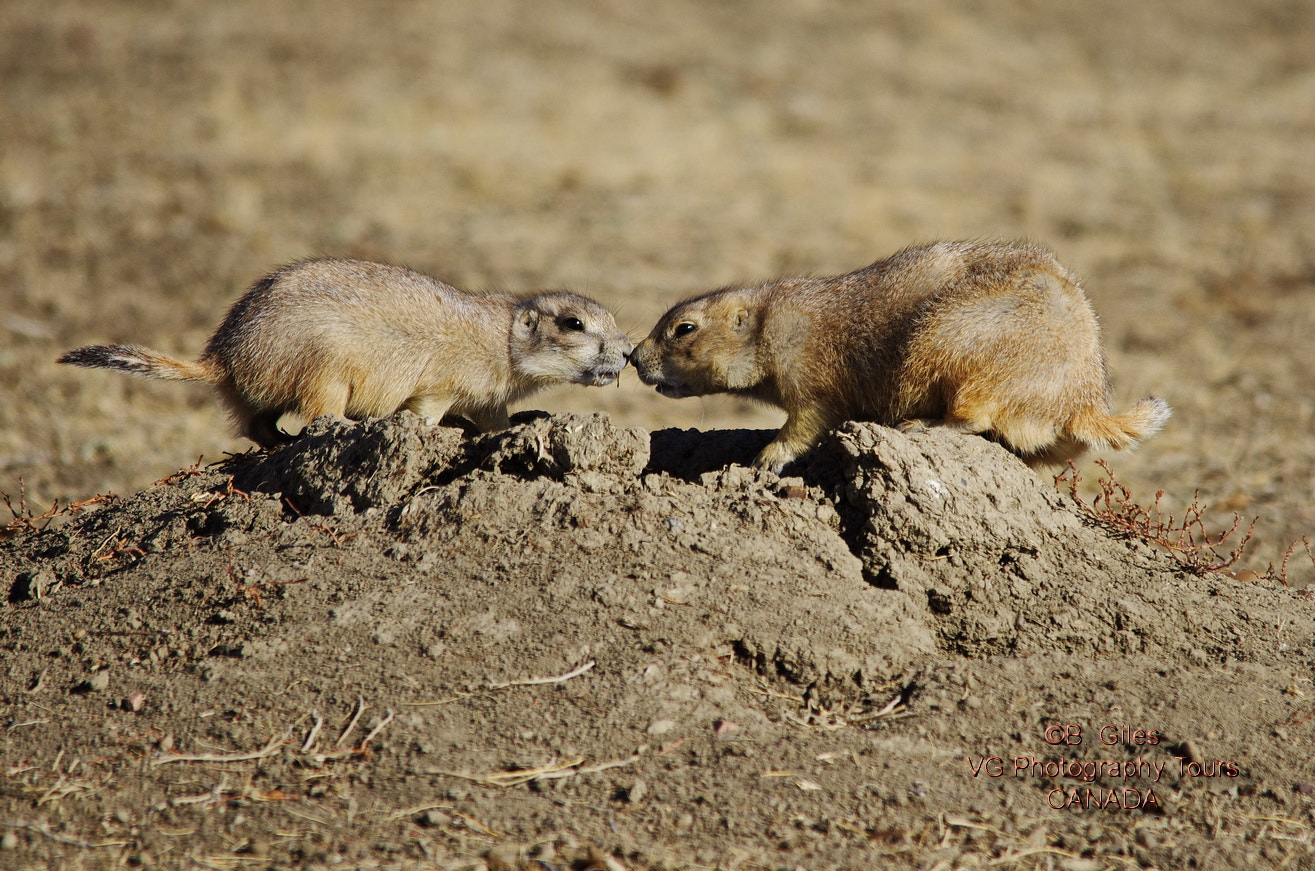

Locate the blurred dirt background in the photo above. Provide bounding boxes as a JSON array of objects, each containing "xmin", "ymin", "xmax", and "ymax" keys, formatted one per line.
[{"xmin": 2, "ymin": 0, "xmax": 1315, "ymax": 868}]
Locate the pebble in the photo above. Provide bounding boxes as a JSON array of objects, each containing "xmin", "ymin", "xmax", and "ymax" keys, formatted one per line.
[
  {"xmin": 418, "ymin": 809, "xmax": 449, "ymax": 828},
  {"xmin": 485, "ymin": 845, "xmax": 521, "ymax": 869}
]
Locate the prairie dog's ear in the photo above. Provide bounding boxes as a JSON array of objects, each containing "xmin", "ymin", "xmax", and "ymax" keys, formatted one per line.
[
  {"xmin": 732, "ymin": 307, "xmax": 752, "ymax": 330},
  {"xmin": 515, "ymin": 305, "xmax": 540, "ymax": 332}
]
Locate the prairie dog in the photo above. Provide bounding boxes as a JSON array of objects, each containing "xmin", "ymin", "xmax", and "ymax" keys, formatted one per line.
[
  {"xmin": 631, "ymin": 241, "xmax": 1170, "ymax": 473},
  {"xmin": 60, "ymin": 258, "xmax": 633, "ymax": 448}
]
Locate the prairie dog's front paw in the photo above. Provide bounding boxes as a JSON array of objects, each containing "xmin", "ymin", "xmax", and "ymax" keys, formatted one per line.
[{"xmin": 753, "ymin": 441, "xmax": 800, "ymax": 475}]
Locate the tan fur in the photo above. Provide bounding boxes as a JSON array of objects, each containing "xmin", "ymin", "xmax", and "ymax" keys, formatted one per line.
[
  {"xmin": 60, "ymin": 258, "xmax": 632, "ymax": 448},
  {"xmin": 631, "ymin": 241, "xmax": 1170, "ymax": 473}
]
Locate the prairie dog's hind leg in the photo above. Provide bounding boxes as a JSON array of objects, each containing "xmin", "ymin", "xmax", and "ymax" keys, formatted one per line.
[
  {"xmin": 296, "ymin": 380, "xmax": 353, "ymax": 420},
  {"xmin": 897, "ymin": 416, "xmax": 992, "ymax": 436},
  {"xmin": 245, "ymin": 411, "xmax": 294, "ymax": 449},
  {"xmin": 466, "ymin": 404, "xmax": 511, "ymax": 433},
  {"xmin": 899, "ymin": 411, "xmax": 1061, "ymax": 459},
  {"xmin": 400, "ymin": 392, "xmax": 454, "ymax": 426},
  {"xmin": 216, "ymin": 384, "xmax": 291, "ymax": 449},
  {"xmin": 1020, "ymin": 434, "xmax": 1086, "ymax": 468},
  {"xmin": 901, "ymin": 379, "xmax": 1060, "ymax": 457}
]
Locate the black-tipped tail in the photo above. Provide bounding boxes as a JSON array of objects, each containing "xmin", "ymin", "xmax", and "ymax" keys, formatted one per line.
[{"xmin": 58, "ymin": 344, "xmax": 217, "ymax": 382}]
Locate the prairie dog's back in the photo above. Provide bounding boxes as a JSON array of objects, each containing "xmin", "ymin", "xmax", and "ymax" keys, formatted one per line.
[
  {"xmin": 800, "ymin": 240, "xmax": 1072, "ymax": 313},
  {"xmin": 755, "ymin": 242, "xmax": 1062, "ymax": 405},
  {"xmin": 205, "ymin": 260, "xmax": 509, "ymax": 367},
  {"xmin": 203, "ymin": 259, "xmax": 516, "ymax": 411}
]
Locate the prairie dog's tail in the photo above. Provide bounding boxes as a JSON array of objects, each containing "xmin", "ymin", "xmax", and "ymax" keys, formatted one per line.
[
  {"xmin": 58, "ymin": 344, "xmax": 220, "ymax": 383},
  {"xmin": 1069, "ymin": 396, "xmax": 1172, "ymax": 452}
]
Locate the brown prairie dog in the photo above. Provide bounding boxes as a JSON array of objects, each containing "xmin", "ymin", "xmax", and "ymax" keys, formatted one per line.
[
  {"xmin": 60, "ymin": 258, "xmax": 633, "ymax": 448},
  {"xmin": 631, "ymin": 240, "xmax": 1170, "ymax": 473}
]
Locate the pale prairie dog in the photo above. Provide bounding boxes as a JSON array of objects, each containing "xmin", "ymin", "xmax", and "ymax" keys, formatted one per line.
[
  {"xmin": 60, "ymin": 258, "xmax": 633, "ymax": 448},
  {"xmin": 631, "ymin": 241, "xmax": 1170, "ymax": 473}
]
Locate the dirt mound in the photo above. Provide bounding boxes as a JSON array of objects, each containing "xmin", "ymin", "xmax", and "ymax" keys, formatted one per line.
[
  {"xmin": 223, "ymin": 411, "xmax": 935, "ymax": 686},
  {"xmin": 812, "ymin": 425, "xmax": 1308, "ymax": 665},
  {"xmin": 5, "ymin": 414, "xmax": 1315, "ymax": 869}
]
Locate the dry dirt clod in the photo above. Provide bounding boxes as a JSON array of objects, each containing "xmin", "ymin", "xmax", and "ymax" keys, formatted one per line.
[{"xmin": 73, "ymin": 669, "xmax": 110, "ymax": 694}]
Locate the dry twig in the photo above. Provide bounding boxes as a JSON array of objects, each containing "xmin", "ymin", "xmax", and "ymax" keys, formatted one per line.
[
  {"xmin": 335, "ymin": 697, "xmax": 368, "ymax": 748},
  {"xmin": 403, "ymin": 660, "xmax": 598, "ymax": 707},
  {"xmin": 89, "ymin": 528, "xmax": 146, "ymax": 565},
  {"xmin": 488, "ymin": 660, "xmax": 595, "ymax": 689},
  {"xmin": 430, "ymin": 751, "xmax": 642, "ymax": 787},
  {"xmin": 189, "ymin": 475, "xmax": 250, "ymax": 510},
  {"xmin": 3, "ymin": 479, "xmax": 116, "ymax": 534},
  {"xmin": 0, "ymin": 819, "xmax": 128, "ymax": 849},
  {"xmin": 299, "ymin": 699, "xmax": 395, "ymax": 762},
  {"xmin": 151, "ymin": 729, "xmax": 291, "ymax": 767},
  {"xmin": 281, "ymin": 497, "xmax": 357, "ymax": 548},
  {"xmin": 1056, "ymin": 460, "xmax": 1259, "ymax": 575},
  {"xmin": 1277, "ymin": 536, "xmax": 1315, "ymax": 587},
  {"xmin": 785, "ymin": 690, "xmax": 911, "ymax": 731},
  {"xmin": 154, "ymin": 456, "xmax": 208, "ymax": 485},
  {"xmin": 301, "ymin": 711, "xmax": 324, "ymax": 753}
]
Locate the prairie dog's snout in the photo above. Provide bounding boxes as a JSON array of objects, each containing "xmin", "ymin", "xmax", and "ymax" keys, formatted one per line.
[{"xmin": 59, "ymin": 258, "xmax": 631, "ymax": 448}]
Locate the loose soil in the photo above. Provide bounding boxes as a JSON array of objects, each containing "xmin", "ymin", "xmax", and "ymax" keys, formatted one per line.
[{"xmin": 4, "ymin": 415, "xmax": 1315, "ymax": 869}]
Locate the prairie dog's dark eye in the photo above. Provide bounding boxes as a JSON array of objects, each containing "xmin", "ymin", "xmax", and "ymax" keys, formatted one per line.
[
  {"xmin": 558, "ymin": 316, "xmax": 585, "ymax": 332},
  {"xmin": 673, "ymin": 322, "xmax": 697, "ymax": 337}
]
